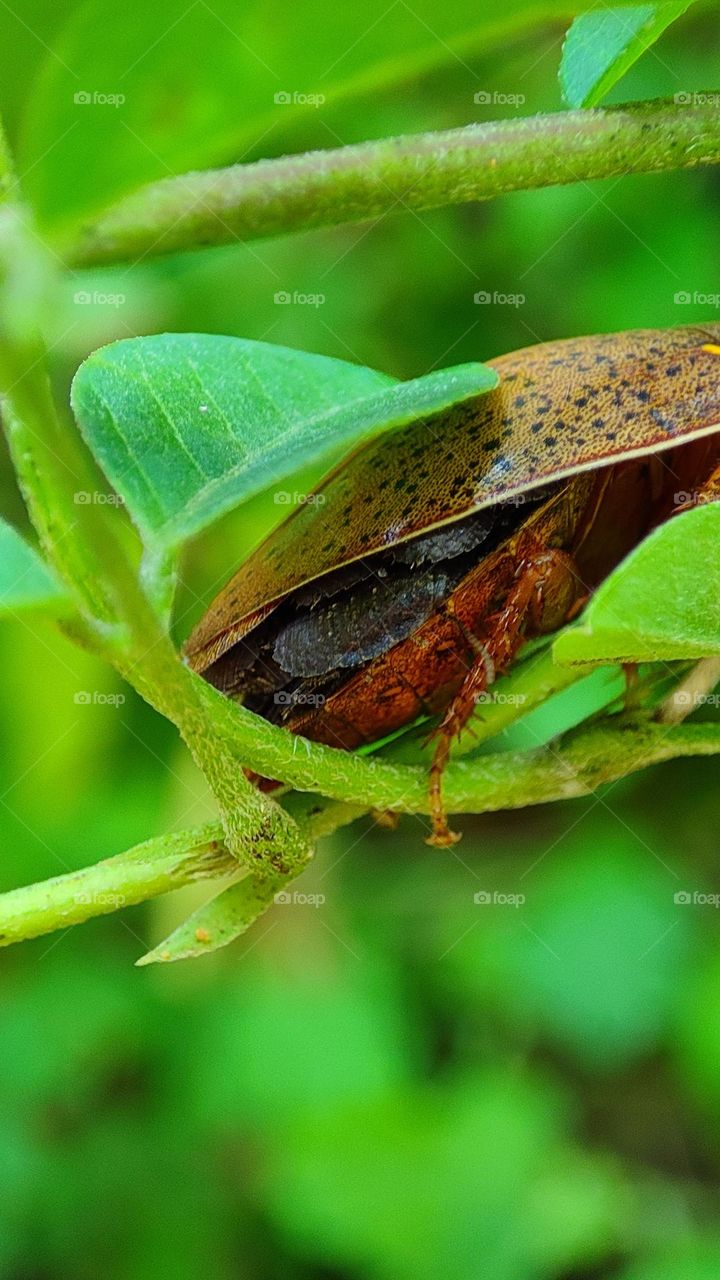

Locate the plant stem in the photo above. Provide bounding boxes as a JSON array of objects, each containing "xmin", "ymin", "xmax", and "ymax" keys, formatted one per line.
[
  {"xmin": 0, "ymin": 824, "xmax": 233, "ymax": 947},
  {"xmin": 0, "ymin": 801, "xmax": 361, "ymax": 950},
  {"xmin": 2, "ymin": 718, "xmax": 719, "ymax": 950},
  {"xmin": 0, "ymin": 190, "xmax": 311, "ymax": 874},
  {"xmin": 64, "ymin": 97, "xmax": 720, "ymax": 267}
]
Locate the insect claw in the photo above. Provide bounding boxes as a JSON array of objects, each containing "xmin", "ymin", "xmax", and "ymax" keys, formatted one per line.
[{"xmin": 425, "ymin": 824, "xmax": 462, "ymax": 848}]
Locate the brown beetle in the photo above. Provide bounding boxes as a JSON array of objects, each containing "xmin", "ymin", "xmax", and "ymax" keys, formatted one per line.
[{"xmin": 185, "ymin": 325, "xmax": 720, "ymax": 845}]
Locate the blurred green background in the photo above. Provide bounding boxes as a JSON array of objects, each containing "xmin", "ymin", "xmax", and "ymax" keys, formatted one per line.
[{"xmin": 1, "ymin": 1, "xmax": 720, "ymax": 1276}]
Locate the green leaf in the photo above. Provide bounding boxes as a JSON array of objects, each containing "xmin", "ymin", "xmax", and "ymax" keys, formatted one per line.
[
  {"xmin": 70, "ymin": 332, "xmax": 498, "ymax": 553},
  {"xmin": 560, "ymin": 2, "xmax": 695, "ymax": 108},
  {"xmin": 137, "ymin": 872, "xmax": 281, "ymax": 965},
  {"xmin": 22, "ymin": 0, "xmax": 629, "ymax": 231},
  {"xmin": 554, "ymin": 504, "xmax": 720, "ymax": 666},
  {"xmin": 0, "ymin": 518, "xmax": 69, "ymax": 616}
]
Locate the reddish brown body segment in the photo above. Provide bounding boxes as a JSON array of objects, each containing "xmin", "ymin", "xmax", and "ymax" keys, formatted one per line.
[
  {"xmin": 185, "ymin": 325, "xmax": 720, "ymax": 844},
  {"xmin": 284, "ymin": 472, "xmax": 601, "ymax": 750}
]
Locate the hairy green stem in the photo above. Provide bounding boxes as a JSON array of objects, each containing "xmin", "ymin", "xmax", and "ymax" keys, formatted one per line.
[
  {"xmin": 0, "ymin": 801, "xmax": 362, "ymax": 950},
  {"xmin": 64, "ymin": 97, "xmax": 720, "ymax": 267},
  {"xmin": 0, "ymin": 195, "xmax": 310, "ymax": 874},
  {"xmin": 1, "ymin": 719, "xmax": 719, "ymax": 951},
  {"xmin": 0, "ymin": 824, "xmax": 232, "ymax": 947},
  {"xmin": 203, "ymin": 691, "xmax": 720, "ymax": 815}
]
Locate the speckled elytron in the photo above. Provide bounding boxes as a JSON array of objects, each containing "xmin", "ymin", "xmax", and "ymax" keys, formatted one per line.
[{"xmin": 185, "ymin": 325, "xmax": 720, "ymax": 844}]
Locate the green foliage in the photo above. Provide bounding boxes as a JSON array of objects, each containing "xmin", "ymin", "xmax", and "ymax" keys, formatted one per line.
[
  {"xmin": 0, "ymin": 518, "xmax": 69, "ymax": 614},
  {"xmin": 560, "ymin": 2, "xmax": 696, "ymax": 107},
  {"xmin": 137, "ymin": 871, "xmax": 283, "ymax": 965},
  {"xmin": 260, "ymin": 1071, "xmax": 625, "ymax": 1279},
  {"xmin": 554, "ymin": 504, "xmax": 720, "ymax": 665},
  {"xmin": 71, "ymin": 333, "xmax": 496, "ymax": 551},
  {"xmin": 18, "ymin": 0, "xmax": 615, "ymax": 231},
  {"xmin": 0, "ymin": 2, "xmax": 719, "ymax": 1274}
]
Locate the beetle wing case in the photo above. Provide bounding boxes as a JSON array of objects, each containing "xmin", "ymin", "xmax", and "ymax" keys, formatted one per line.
[{"xmin": 185, "ymin": 324, "xmax": 720, "ymax": 674}]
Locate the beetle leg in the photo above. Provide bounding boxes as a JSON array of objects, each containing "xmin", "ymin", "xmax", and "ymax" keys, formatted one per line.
[{"xmin": 426, "ymin": 548, "xmax": 579, "ymax": 848}]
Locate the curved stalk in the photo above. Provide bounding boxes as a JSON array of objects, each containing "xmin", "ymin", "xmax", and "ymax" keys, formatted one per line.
[
  {"xmin": 64, "ymin": 97, "xmax": 720, "ymax": 267},
  {"xmin": 2, "ymin": 717, "xmax": 719, "ymax": 952}
]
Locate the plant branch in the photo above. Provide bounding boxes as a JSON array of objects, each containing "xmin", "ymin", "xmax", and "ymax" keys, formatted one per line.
[
  {"xmin": 0, "ymin": 801, "xmax": 362, "ymax": 950},
  {"xmin": 0, "ymin": 823, "xmax": 232, "ymax": 947},
  {"xmin": 0, "ymin": 193, "xmax": 311, "ymax": 874},
  {"xmin": 1, "ymin": 718, "xmax": 719, "ymax": 951},
  {"xmin": 63, "ymin": 97, "xmax": 720, "ymax": 268}
]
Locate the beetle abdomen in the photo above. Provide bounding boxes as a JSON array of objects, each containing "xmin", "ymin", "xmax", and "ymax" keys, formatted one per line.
[{"xmin": 272, "ymin": 570, "xmax": 452, "ymax": 677}]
